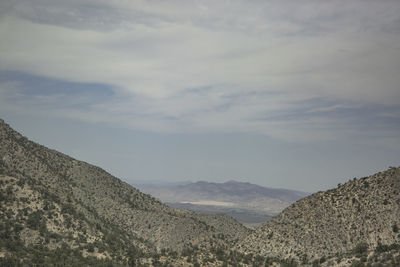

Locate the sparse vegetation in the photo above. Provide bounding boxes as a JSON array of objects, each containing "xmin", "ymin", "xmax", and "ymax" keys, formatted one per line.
[
  {"xmin": 1, "ymin": 119, "xmax": 400, "ymax": 266},
  {"xmin": 0, "ymin": 119, "xmax": 250, "ymax": 266},
  {"xmin": 237, "ymin": 165, "xmax": 400, "ymax": 265}
]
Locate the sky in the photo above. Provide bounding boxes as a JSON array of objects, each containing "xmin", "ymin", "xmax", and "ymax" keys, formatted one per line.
[{"xmin": 0, "ymin": 0, "xmax": 399, "ymax": 192}]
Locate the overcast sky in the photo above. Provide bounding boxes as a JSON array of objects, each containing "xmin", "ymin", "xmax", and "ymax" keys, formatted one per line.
[{"xmin": 1, "ymin": 0, "xmax": 399, "ymax": 191}]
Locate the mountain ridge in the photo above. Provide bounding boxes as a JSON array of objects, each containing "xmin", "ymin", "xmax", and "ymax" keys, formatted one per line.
[
  {"xmin": 0, "ymin": 118, "xmax": 250, "ymax": 265},
  {"xmin": 237, "ymin": 166, "xmax": 400, "ymax": 263}
]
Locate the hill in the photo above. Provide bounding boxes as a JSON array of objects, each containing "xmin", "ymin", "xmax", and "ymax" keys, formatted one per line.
[
  {"xmin": 236, "ymin": 167, "xmax": 400, "ymax": 264},
  {"xmin": 0, "ymin": 119, "xmax": 250, "ymax": 265}
]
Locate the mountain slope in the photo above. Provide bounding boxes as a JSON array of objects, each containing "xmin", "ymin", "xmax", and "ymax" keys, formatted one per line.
[
  {"xmin": 236, "ymin": 167, "xmax": 400, "ymax": 262},
  {"xmin": 0, "ymin": 119, "xmax": 250, "ymax": 265}
]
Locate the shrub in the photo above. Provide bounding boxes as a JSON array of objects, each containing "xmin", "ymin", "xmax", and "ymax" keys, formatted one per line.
[
  {"xmin": 352, "ymin": 242, "xmax": 368, "ymax": 256},
  {"xmin": 312, "ymin": 259, "xmax": 320, "ymax": 267},
  {"xmin": 86, "ymin": 243, "xmax": 95, "ymax": 253},
  {"xmin": 27, "ymin": 211, "xmax": 44, "ymax": 230}
]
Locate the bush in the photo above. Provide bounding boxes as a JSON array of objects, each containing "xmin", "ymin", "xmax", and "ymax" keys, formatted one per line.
[
  {"xmin": 352, "ymin": 242, "xmax": 368, "ymax": 256},
  {"xmin": 86, "ymin": 243, "xmax": 95, "ymax": 253},
  {"xmin": 27, "ymin": 211, "xmax": 44, "ymax": 230},
  {"xmin": 350, "ymin": 260, "xmax": 365, "ymax": 267},
  {"xmin": 280, "ymin": 258, "xmax": 298, "ymax": 267},
  {"xmin": 215, "ymin": 247, "xmax": 225, "ymax": 261},
  {"xmin": 375, "ymin": 242, "xmax": 400, "ymax": 253},
  {"xmin": 0, "ymin": 256, "xmax": 21, "ymax": 267}
]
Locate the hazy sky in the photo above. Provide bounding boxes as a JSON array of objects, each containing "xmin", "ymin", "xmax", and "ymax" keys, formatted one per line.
[{"xmin": 1, "ymin": 0, "xmax": 399, "ymax": 191}]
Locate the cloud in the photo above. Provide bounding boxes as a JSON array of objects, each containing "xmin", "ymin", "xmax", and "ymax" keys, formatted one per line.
[{"xmin": 0, "ymin": 0, "xmax": 399, "ymax": 143}]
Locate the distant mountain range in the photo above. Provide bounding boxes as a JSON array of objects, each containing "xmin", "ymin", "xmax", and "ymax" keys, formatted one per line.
[{"xmin": 133, "ymin": 180, "xmax": 309, "ymax": 227}]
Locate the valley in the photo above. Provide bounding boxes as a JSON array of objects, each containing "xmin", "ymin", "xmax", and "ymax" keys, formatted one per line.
[
  {"xmin": 1, "ymin": 118, "xmax": 399, "ymax": 266},
  {"xmin": 133, "ymin": 181, "xmax": 308, "ymax": 228}
]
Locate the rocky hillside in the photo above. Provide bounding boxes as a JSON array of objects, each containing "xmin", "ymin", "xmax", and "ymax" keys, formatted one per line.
[
  {"xmin": 237, "ymin": 167, "xmax": 400, "ymax": 263},
  {"xmin": 0, "ymin": 119, "xmax": 250, "ymax": 265}
]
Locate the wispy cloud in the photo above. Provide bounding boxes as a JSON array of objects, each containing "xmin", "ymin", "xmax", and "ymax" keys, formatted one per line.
[{"xmin": 0, "ymin": 0, "xmax": 399, "ymax": 143}]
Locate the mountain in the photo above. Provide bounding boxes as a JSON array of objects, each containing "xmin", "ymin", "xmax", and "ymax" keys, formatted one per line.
[
  {"xmin": 0, "ymin": 119, "xmax": 250, "ymax": 265},
  {"xmin": 2, "ymin": 118, "xmax": 399, "ymax": 266},
  {"xmin": 236, "ymin": 167, "xmax": 400, "ymax": 264},
  {"xmin": 133, "ymin": 180, "xmax": 308, "ymax": 227}
]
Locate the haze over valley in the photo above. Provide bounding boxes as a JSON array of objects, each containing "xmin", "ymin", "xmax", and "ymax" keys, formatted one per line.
[{"xmin": 133, "ymin": 180, "xmax": 309, "ymax": 227}]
